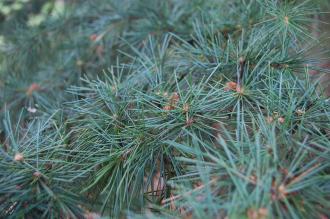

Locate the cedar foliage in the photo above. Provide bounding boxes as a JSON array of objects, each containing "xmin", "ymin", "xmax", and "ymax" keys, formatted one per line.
[{"xmin": 0, "ymin": 0, "xmax": 330, "ymax": 218}]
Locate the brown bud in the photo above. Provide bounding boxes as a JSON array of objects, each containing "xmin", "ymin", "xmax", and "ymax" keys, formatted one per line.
[
  {"xmin": 170, "ymin": 92, "xmax": 180, "ymax": 105},
  {"xmin": 163, "ymin": 105, "xmax": 174, "ymax": 111},
  {"xmin": 320, "ymin": 214, "xmax": 329, "ymax": 219},
  {"xmin": 85, "ymin": 212, "xmax": 102, "ymax": 219},
  {"xmin": 280, "ymin": 168, "xmax": 289, "ymax": 177},
  {"xmin": 121, "ymin": 148, "xmax": 133, "ymax": 161},
  {"xmin": 14, "ymin": 153, "xmax": 24, "ymax": 162},
  {"xmin": 27, "ymin": 107, "xmax": 37, "ymax": 113},
  {"xmin": 266, "ymin": 116, "xmax": 274, "ymax": 124},
  {"xmin": 266, "ymin": 146, "xmax": 273, "ymax": 155},
  {"xmin": 33, "ymin": 171, "xmax": 41, "ymax": 178},
  {"xmin": 224, "ymin": 81, "xmax": 237, "ymax": 91},
  {"xmin": 296, "ymin": 109, "xmax": 305, "ymax": 116},
  {"xmin": 96, "ymin": 45, "xmax": 104, "ymax": 57},
  {"xmin": 45, "ymin": 163, "xmax": 53, "ymax": 170},
  {"xmin": 278, "ymin": 184, "xmax": 288, "ymax": 199},
  {"xmin": 239, "ymin": 56, "xmax": 245, "ymax": 64},
  {"xmin": 258, "ymin": 208, "xmax": 268, "ymax": 218},
  {"xmin": 186, "ymin": 118, "xmax": 194, "ymax": 127},
  {"xmin": 236, "ymin": 85, "xmax": 244, "ymax": 94},
  {"xmin": 278, "ymin": 117, "xmax": 285, "ymax": 124},
  {"xmin": 183, "ymin": 103, "xmax": 189, "ymax": 113},
  {"xmin": 249, "ymin": 175, "xmax": 257, "ymax": 185},
  {"xmin": 247, "ymin": 208, "xmax": 268, "ymax": 219},
  {"xmin": 89, "ymin": 34, "xmax": 98, "ymax": 41},
  {"xmin": 26, "ymin": 83, "xmax": 41, "ymax": 96},
  {"xmin": 76, "ymin": 60, "xmax": 84, "ymax": 67}
]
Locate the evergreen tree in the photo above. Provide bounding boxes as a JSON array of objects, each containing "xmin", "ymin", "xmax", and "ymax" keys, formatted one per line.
[{"xmin": 0, "ymin": 0, "xmax": 329, "ymax": 218}]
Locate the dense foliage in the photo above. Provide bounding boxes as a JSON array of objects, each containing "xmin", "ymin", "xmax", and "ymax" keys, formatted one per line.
[{"xmin": 0, "ymin": 0, "xmax": 329, "ymax": 218}]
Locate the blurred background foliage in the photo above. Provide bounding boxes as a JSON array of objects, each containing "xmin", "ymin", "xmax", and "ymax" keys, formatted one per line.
[
  {"xmin": 0, "ymin": 0, "xmax": 232, "ymax": 130},
  {"xmin": 0, "ymin": 0, "xmax": 63, "ymax": 30}
]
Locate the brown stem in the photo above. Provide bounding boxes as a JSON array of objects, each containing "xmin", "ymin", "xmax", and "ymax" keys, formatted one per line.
[{"xmin": 237, "ymin": 57, "xmax": 246, "ymax": 86}]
